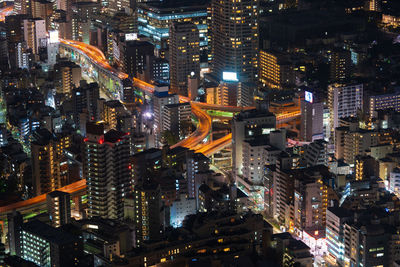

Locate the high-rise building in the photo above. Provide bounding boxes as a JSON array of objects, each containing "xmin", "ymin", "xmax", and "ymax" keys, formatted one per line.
[
  {"xmin": 232, "ymin": 109, "xmax": 276, "ymax": 177},
  {"xmin": 169, "ymin": 22, "xmax": 200, "ymax": 96},
  {"xmin": 259, "ymin": 49, "xmax": 295, "ymax": 89},
  {"xmin": 368, "ymin": 89, "xmax": 400, "ymax": 117},
  {"xmin": 330, "ymin": 49, "xmax": 352, "ymax": 82},
  {"xmin": 328, "ymin": 83, "xmax": 363, "ymax": 137},
  {"xmin": 7, "ymin": 211, "xmax": 23, "ymax": 256},
  {"xmin": 31, "ymin": 128, "xmax": 71, "ymax": 196},
  {"xmin": 326, "ymin": 207, "xmax": 352, "ymax": 266},
  {"xmin": 153, "ymin": 86, "xmax": 179, "ymax": 146},
  {"xmin": 19, "ymin": 220, "xmax": 83, "ymax": 267},
  {"xmin": 31, "ymin": 0, "xmax": 53, "ymax": 31},
  {"xmin": 46, "ymin": 190, "xmax": 71, "ymax": 227},
  {"xmin": 137, "ymin": 0, "xmax": 208, "ymax": 57},
  {"xmin": 84, "ymin": 123, "xmax": 132, "ymax": 220},
  {"xmin": 102, "ymin": 100, "xmax": 125, "ymax": 130},
  {"xmin": 72, "ymin": 82, "xmax": 100, "ymax": 133},
  {"xmin": 15, "ymin": 0, "xmax": 31, "ymax": 15},
  {"xmin": 300, "ymin": 91, "xmax": 324, "ymax": 142},
  {"xmin": 354, "ymin": 155, "xmax": 379, "ymax": 181},
  {"xmin": 119, "ymin": 40, "xmax": 154, "ymax": 78},
  {"xmin": 132, "ymin": 181, "xmax": 163, "ymax": 247},
  {"xmin": 23, "ymin": 18, "xmax": 46, "ymax": 55},
  {"xmin": 303, "ymin": 140, "xmax": 328, "ymax": 167},
  {"xmin": 54, "ymin": 60, "xmax": 82, "ymax": 94},
  {"xmin": 211, "ymin": 0, "xmax": 259, "ymax": 82},
  {"xmin": 162, "ymin": 102, "xmax": 192, "ymax": 139},
  {"xmin": 71, "ymin": 2, "xmax": 99, "ymax": 42}
]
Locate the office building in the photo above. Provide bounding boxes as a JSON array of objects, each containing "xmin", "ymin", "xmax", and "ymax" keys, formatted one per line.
[
  {"xmin": 211, "ymin": 0, "xmax": 259, "ymax": 82},
  {"xmin": 328, "ymin": 83, "xmax": 363, "ymax": 137},
  {"xmin": 46, "ymin": 190, "xmax": 71, "ymax": 227},
  {"xmin": 84, "ymin": 123, "xmax": 132, "ymax": 220},
  {"xmin": 242, "ymin": 130, "xmax": 286, "ymax": 185},
  {"xmin": 300, "ymin": 91, "xmax": 324, "ymax": 142},
  {"xmin": 368, "ymin": 89, "xmax": 400, "ymax": 117},
  {"xmin": 137, "ymin": 0, "xmax": 208, "ymax": 56},
  {"xmin": 170, "ymin": 193, "xmax": 196, "ymax": 228},
  {"xmin": 19, "ymin": 220, "xmax": 83, "ymax": 267},
  {"xmin": 169, "ymin": 22, "xmax": 200, "ymax": 96}
]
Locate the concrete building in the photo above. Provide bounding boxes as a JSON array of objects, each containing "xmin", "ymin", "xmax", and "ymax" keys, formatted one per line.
[
  {"xmin": 31, "ymin": 128, "xmax": 71, "ymax": 196},
  {"xmin": 169, "ymin": 22, "xmax": 200, "ymax": 96},
  {"xmin": 300, "ymin": 91, "xmax": 324, "ymax": 142},
  {"xmin": 84, "ymin": 123, "xmax": 132, "ymax": 220},
  {"xmin": 232, "ymin": 108, "xmax": 276, "ymax": 178},
  {"xmin": 330, "ymin": 48, "xmax": 352, "ymax": 82},
  {"xmin": 170, "ymin": 193, "xmax": 196, "ymax": 228},
  {"xmin": 303, "ymin": 140, "xmax": 328, "ymax": 167},
  {"xmin": 19, "ymin": 220, "xmax": 83, "ymax": 267},
  {"xmin": 132, "ymin": 181, "xmax": 163, "ymax": 247},
  {"xmin": 326, "ymin": 207, "xmax": 353, "ymax": 266},
  {"xmin": 259, "ymin": 49, "xmax": 295, "ymax": 89},
  {"xmin": 328, "ymin": 83, "xmax": 363, "ymax": 138},
  {"xmin": 162, "ymin": 102, "xmax": 191, "ymax": 140},
  {"xmin": 54, "ymin": 60, "xmax": 82, "ymax": 94},
  {"xmin": 211, "ymin": 0, "xmax": 259, "ymax": 82},
  {"xmin": 23, "ymin": 18, "xmax": 46, "ymax": 55},
  {"xmin": 46, "ymin": 190, "xmax": 71, "ymax": 228},
  {"xmin": 153, "ymin": 87, "xmax": 179, "ymax": 146}
]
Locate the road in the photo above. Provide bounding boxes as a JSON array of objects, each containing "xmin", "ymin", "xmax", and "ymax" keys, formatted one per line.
[
  {"xmin": 1, "ymin": 39, "xmax": 302, "ymax": 215},
  {"xmin": 0, "ymin": 179, "xmax": 86, "ymax": 214},
  {"xmin": 0, "ymin": 5, "xmax": 14, "ymax": 22}
]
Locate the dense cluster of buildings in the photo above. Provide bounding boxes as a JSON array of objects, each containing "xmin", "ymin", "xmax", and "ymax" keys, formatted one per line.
[{"xmin": 2, "ymin": 0, "xmax": 400, "ymax": 266}]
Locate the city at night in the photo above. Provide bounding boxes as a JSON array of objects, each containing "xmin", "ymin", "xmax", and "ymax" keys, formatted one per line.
[{"xmin": 0, "ymin": 0, "xmax": 400, "ymax": 266}]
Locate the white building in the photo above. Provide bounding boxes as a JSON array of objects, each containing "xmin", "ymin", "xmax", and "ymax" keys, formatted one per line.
[
  {"xmin": 170, "ymin": 194, "xmax": 196, "ymax": 228},
  {"xmin": 328, "ymin": 83, "xmax": 363, "ymax": 138}
]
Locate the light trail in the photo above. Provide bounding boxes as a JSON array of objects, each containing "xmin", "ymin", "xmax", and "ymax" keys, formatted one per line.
[
  {"xmin": 1, "ymin": 38, "xmax": 302, "ymax": 214},
  {"xmin": 0, "ymin": 6, "xmax": 14, "ymax": 22},
  {"xmin": 0, "ymin": 179, "xmax": 86, "ymax": 214}
]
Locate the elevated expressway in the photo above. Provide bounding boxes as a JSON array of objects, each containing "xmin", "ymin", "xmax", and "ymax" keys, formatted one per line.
[{"xmin": 0, "ymin": 40, "xmax": 299, "ymax": 216}]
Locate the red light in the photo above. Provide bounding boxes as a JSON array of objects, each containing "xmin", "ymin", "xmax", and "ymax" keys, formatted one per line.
[
  {"xmin": 128, "ymin": 165, "xmax": 132, "ymax": 170},
  {"xmin": 83, "ymin": 138, "xmax": 88, "ymax": 142},
  {"xmin": 98, "ymin": 138, "xmax": 104, "ymax": 144}
]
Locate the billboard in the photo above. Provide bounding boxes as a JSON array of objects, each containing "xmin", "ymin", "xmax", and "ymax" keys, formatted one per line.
[
  {"xmin": 49, "ymin": 30, "xmax": 59, "ymax": 44},
  {"xmin": 125, "ymin": 33, "xmax": 138, "ymax": 41},
  {"xmin": 305, "ymin": 91, "xmax": 313, "ymax": 103},
  {"xmin": 222, "ymin": 72, "xmax": 239, "ymax": 82}
]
